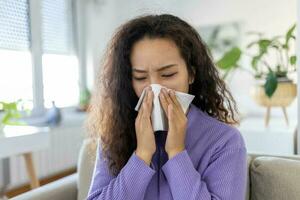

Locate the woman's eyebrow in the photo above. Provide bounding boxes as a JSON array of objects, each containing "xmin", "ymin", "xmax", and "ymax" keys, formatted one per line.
[
  {"xmin": 132, "ymin": 64, "xmax": 178, "ymax": 73},
  {"xmin": 157, "ymin": 64, "xmax": 178, "ymax": 71}
]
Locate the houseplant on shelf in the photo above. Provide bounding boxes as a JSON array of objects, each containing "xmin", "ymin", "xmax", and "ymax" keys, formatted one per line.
[{"xmin": 216, "ymin": 24, "xmax": 297, "ymax": 127}]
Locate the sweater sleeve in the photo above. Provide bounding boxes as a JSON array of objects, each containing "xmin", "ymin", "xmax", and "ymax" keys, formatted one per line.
[
  {"xmin": 161, "ymin": 146, "xmax": 247, "ymax": 200},
  {"xmin": 86, "ymin": 142, "xmax": 156, "ymax": 200}
]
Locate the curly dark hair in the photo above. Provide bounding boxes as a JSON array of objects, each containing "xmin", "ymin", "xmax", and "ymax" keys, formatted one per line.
[{"xmin": 86, "ymin": 13, "xmax": 239, "ymax": 176}]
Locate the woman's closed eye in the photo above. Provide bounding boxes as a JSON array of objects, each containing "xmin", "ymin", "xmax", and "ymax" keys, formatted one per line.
[
  {"xmin": 162, "ymin": 72, "xmax": 177, "ymax": 77},
  {"xmin": 133, "ymin": 72, "xmax": 177, "ymax": 81},
  {"xmin": 133, "ymin": 77, "xmax": 147, "ymax": 81}
]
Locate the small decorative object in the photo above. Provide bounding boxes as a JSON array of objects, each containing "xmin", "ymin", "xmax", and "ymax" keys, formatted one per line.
[
  {"xmin": 45, "ymin": 101, "xmax": 62, "ymax": 126},
  {"xmin": 215, "ymin": 23, "xmax": 297, "ymax": 127}
]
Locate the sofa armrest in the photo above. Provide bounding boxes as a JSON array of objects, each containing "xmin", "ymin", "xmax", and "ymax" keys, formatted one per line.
[{"xmin": 11, "ymin": 173, "xmax": 78, "ymax": 200}]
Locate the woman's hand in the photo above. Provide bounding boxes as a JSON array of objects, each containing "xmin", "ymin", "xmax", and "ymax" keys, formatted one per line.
[
  {"xmin": 159, "ymin": 88, "xmax": 187, "ymax": 159},
  {"xmin": 135, "ymin": 86, "xmax": 156, "ymax": 165}
]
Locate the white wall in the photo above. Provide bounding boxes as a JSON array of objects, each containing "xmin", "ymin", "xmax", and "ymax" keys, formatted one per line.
[{"xmin": 85, "ymin": 0, "xmax": 297, "ymax": 120}]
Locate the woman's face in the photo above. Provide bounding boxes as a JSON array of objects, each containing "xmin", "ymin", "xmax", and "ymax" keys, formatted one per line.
[{"xmin": 130, "ymin": 37, "xmax": 194, "ymax": 98}]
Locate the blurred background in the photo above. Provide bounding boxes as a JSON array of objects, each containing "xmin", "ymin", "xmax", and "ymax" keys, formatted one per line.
[{"xmin": 0, "ymin": 0, "xmax": 298, "ymax": 198}]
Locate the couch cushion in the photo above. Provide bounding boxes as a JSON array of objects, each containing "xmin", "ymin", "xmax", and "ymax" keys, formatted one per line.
[
  {"xmin": 77, "ymin": 139, "xmax": 96, "ymax": 200},
  {"xmin": 245, "ymin": 155, "xmax": 252, "ymax": 200},
  {"xmin": 250, "ymin": 156, "xmax": 300, "ymax": 200}
]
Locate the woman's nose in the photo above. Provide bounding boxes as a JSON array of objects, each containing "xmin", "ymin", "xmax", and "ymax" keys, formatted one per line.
[{"xmin": 149, "ymin": 77, "xmax": 162, "ymax": 86}]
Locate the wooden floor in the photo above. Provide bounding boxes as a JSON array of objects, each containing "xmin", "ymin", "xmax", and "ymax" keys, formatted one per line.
[{"xmin": 5, "ymin": 167, "xmax": 76, "ymax": 198}]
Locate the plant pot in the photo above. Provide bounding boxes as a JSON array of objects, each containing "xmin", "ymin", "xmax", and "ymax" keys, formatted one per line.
[
  {"xmin": 250, "ymin": 80, "xmax": 297, "ymax": 127},
  {"xmin": 250, "ymin": 81, "xmax": 297, "ymax": 107}
]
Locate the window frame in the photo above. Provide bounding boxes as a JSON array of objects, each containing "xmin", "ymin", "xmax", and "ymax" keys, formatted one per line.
[{"xmin": 28, "ymin": 0, "xmax": 86, "ymax": 116}]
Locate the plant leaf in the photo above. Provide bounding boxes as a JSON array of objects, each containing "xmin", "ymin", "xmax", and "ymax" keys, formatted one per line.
[
  {"xmin": 264, "ymin": 71, "xmax": 278, "ymax": 98},
  {"xmin": 1, "ymin": 113, "xmax": 11, "ymax": 124},
  {"xmin": 216, "ymin": 47, "xmax": 241, "ymax": 70},
  {"xmin": 0, "ymin": 100, "xmax": 26, "ymax": 127},
  {"xmin": 258, "ymin": 39, "xmax": 271, "ymax": 53},
  {"xmin": 251, "ymin": 54, "xmax": 262, "ymax": 71},
  {"xmin": 3, "ymin": 102, "xmax": 17, "ymax": 110},
  {"xmin": 290, "ymin": 55, "xmax": 296, "ymax": 65},
  {"xmin": 285, "ymin": 23, "xmax": 296, "ymax": 48}
]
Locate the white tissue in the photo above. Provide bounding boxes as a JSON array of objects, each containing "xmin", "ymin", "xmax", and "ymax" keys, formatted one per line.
[{"xmin": 134, "ymin": 83, "xmax": 195, "ymax": 132}]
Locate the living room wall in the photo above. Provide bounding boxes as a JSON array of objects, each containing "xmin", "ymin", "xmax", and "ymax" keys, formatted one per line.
[{"xmin": 83, "ymin": 0, "xmax": 297, "ymax": 119}]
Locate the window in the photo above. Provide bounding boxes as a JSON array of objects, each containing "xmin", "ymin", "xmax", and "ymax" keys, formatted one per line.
[
  {"xmin": 42, "ymin": 54, "xmax": 79, "ymax": 108},
  {"xmin": 0, "ymin": 49, "xmax": 32, "ymax": 105},
  {"xmin": 0, "ymin": 0, "xmax": 81, "ymax": 113},
  {"xmin": 0, "ymin": 0, "xmax": 30, "ymax": 50},
  {"xmin": 41, "ymin": 0, "xmax": 79, "ymax": 108},
  {"xmin": 0, "ymin": 0, "xmax": 33, "ymax": 108}
]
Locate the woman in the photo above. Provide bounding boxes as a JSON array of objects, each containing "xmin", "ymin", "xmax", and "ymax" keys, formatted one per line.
[{"xmin": 86, "ymin": 14, "xmax": 247, "ymax": 200}]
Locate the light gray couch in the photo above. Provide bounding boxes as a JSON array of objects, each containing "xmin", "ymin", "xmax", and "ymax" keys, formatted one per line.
[{"xmin": 11, "ymin": 139, "xmax": 300, "ymax": 200}]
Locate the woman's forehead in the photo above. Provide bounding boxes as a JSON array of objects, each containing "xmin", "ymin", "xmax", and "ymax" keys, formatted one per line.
[
  {"xmin": 130, "ymin": 38, "xmax": 182, "ymax": 62},
  {"xmin": 130, "ymin": 37, "xmax": 187, "ymax": 74}
]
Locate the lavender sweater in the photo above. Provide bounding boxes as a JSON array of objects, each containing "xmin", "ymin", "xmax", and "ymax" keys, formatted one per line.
[{"xmin": 87, "ymin": 104, "xmax": 247, "ymax": 200}]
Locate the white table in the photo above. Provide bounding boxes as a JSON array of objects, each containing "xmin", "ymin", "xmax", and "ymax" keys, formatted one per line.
[{"xmin": 0, "ymin": 125, "xmax": 50, "ymax": 196}]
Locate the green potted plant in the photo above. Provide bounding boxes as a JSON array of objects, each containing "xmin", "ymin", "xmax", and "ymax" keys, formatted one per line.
[
  {"xmin": 216, "ymin": 24, "xmax": 296, "ymax": 126},
  {"xmin": 77, "ymin": 87, "xmax": 91, "ymax": 112},
  {"xmin": 0, "ymin": 99, "xmax": 30, "ymax": 131}
]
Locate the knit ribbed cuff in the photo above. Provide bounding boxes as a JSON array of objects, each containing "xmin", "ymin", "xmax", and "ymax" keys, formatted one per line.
[
  {"xmin": 129, "ymin": 151, "xmax": 156, "ymax": 175},
  {"xmin": 161, "ymin": 149, "xmax": 205, "ymax": 198}
]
